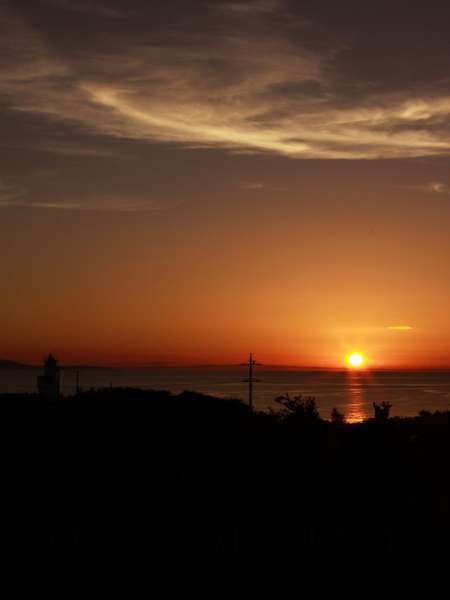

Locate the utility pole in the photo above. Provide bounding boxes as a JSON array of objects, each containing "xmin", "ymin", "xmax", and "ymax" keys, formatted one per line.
[{"xmin": 240, "ymin": 353, "xmax": 262, "ymax": 411}]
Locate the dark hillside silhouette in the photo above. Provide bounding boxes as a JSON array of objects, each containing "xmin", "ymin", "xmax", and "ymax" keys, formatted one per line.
[{"xmin": 0, "ymin": 388, "xmax": 448, "ymax": 567}]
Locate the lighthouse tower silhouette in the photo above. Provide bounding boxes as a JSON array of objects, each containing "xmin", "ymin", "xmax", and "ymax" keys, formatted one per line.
[{"xmin": 37, "ymin": 354, "xmax": 60, "ymax": 400}]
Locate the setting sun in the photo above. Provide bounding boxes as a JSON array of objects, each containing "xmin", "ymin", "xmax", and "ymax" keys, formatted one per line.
[{"xmin": 347, "ymin": 353, "xmax": 365, "ymax": 368}]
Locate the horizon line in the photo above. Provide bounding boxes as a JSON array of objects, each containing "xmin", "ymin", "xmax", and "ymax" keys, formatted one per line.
[{"xmin": 7, "ymin": 360, "xmax": 450, "ymax": 371}]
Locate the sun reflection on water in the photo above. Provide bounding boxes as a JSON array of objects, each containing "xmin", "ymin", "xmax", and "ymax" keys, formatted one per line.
[{"xmin": 345, "ymin": 370, "xmax": 370, "ymax": 422}]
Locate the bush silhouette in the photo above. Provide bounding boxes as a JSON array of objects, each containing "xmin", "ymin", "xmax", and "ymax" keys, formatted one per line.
[
  {"xmin": 274, "ymin": 394, "xmax": 320, "ymax": 424},
  {"xmin": 373, "ymin": 401, "xmax": 392, "ymax": 422},
  {"xmin": 331, "ymin": 407, "xmax": 345, "ymax": 424},
  {"xmin": 419, "ymin": 409, "xmax": 432, "ymax": 418}
]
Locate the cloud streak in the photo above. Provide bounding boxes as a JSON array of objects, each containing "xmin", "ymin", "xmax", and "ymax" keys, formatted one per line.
[
  {"xmin": 427, "ymin": 182, "xmax": 449, "ymax": 194},
  {"xmin": 26, "ymin": 198, "xmax": 181, "ymax": 212},
  {"xmin": 404, "ymin": 181, "xmax": 450, "ymax": 195},
  {"xmin": 46, "ymin": 0, "xmax": 130, "ymax": 19},
  {"xmin": 2, "ymin": 0, "xmax": 450, "ymax": 163},
  {"xmin": 0, "ymin": 180, "xmax": 27, "ymax": 207},
  {"xmin": 1, "ymin": 192, "xmax": 182, "ymax": 212}
]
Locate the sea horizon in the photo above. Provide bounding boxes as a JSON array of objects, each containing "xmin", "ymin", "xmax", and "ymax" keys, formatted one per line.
[
  {"xmin": 5, "ymin": 360, "xmax": 450, "ymax": 372},
  {"xmin": 3, "ymin": 364, "xmax": 450, "ymax": 422}
]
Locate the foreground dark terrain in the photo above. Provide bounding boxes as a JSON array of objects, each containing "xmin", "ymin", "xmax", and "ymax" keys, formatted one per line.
[{"xmin": 0, "ymin": 389, "xmax": 448, "ymax": 566}]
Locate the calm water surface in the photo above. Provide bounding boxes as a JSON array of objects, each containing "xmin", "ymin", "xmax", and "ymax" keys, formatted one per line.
[{"xmin": 2, "ymin": 367, "xmax": 450, "ymax": 421}]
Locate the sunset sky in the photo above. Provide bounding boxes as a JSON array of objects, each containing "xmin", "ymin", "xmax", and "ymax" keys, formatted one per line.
[{"xmin": 2, "ymin": 0, "xmax": 450, "ymax": 367}]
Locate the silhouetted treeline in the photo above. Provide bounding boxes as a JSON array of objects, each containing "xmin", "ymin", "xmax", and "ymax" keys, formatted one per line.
[{"xmin": 0, "ymin": 388, "xmax": 448, "ymax": 568}]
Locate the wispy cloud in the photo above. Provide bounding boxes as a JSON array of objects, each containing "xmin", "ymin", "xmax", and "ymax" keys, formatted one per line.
[
  {"xmin": 25, "ymin": 197, "xmax": 182, "ymax": 212},
  {"xmin": 46, "ymin": 0, "xmax": 130, "ymax": 19},
  {"xmin": 0, "ymin": 179, "xmax": 27, "ymax": 207},
  {"xmin": 218, "ymin": 1, "xmax": 284, "ymax": 15},
  {"xmin": 404, "ymin": 181, "xmax": 450, "ymax": 195},
  {"xmin": 240, "ymin": 182, "xmax": 265, "ymax": 190},
  {"xmin": 427, "ymin": 182, "xmax": 449, "ymax": 194},
  {"xmin": 40, "ymin": 143, "xmax": 129, "ymax": 159},
  {"xmin": 2, "ymin": 1, "xmax": 450, "ymax": 161},
  {"xmin": 1, "ymin": 195, "xmax": 182, "ymax": 212},
  {"xmin": 0, "ymin": 176, "xmax": 182, "ymax": 212},
  {"xmin": 335, "ymin": 325, "xmax": 415, "ymax": 335}
]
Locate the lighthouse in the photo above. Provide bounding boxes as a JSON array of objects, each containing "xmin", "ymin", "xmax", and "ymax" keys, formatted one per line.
[{"xmin": 37, "ymin": 354, "xmax": 60, "ymax": 400}]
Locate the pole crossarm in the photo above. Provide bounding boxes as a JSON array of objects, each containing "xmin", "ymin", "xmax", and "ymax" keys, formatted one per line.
[{"xmin": 239, "ymin": 353, "xmax": 262, "ymax": 411}]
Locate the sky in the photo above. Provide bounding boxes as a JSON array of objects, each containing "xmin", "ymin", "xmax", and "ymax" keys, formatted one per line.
[{"xmin": 1, "ymin": 0, "xmax": 450, "ymax": 367}]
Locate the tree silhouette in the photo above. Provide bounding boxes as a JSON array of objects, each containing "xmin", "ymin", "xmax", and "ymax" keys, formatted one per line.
[{"xmin": 373, "ymin": 401, "xmax": 392, "ymax": 422}]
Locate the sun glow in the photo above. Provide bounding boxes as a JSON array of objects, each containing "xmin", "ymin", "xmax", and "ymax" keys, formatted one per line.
[{"xmin": 347, "ymin": 353, "xmax": 365, "ymax": 368}]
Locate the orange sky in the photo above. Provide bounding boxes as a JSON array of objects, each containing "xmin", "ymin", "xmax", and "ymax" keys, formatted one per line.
[
  {"xmin": 3, "ymin": 174, "xmax": 450, "ymax": 367},
  {"xmin": 2, "ymin": 1, "xmax": 450, "ymax": 368}
]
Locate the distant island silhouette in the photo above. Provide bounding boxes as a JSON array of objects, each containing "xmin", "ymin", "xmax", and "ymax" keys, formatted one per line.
[
  {"xmin": 0, "ymin": 358, "xmax": 111, "ymax": 370},
  {"xmin": 0, "ymin": 359, "xmax": 31, "ymax": 369}
]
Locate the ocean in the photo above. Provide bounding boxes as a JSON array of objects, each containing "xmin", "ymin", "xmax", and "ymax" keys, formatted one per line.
[{"xmin": 2, "ymin": 366, "xmax": 450, "ymax": 421}]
